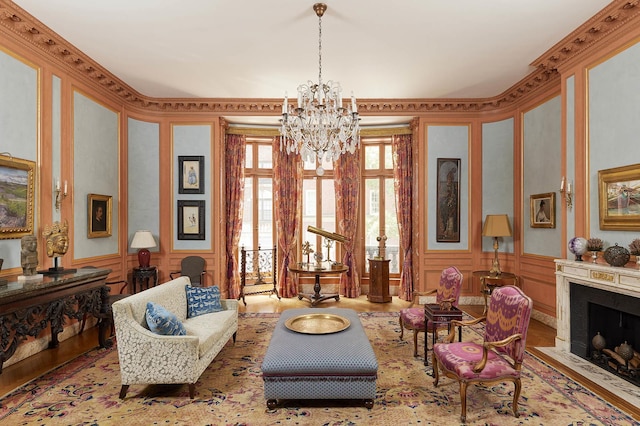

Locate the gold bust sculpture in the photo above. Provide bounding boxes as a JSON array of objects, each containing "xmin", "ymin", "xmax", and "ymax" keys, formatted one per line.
[{"xmin": 42, "ymin": 220, "xmax": 69, "ymax": 258}]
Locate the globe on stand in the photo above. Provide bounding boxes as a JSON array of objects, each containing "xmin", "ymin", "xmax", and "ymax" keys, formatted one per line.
[{"xmin": 568, "ymin": 237, "xmax": 588, "ymax": 261}]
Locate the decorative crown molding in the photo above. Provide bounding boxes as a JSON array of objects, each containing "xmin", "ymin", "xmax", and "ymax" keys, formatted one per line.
[{"xmin": 1, "ymin": 0, "xmax": 638, "ymax": 114}]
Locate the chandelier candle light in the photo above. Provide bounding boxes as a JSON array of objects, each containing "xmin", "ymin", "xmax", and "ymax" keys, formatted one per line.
[{"xmin": 280, "ymin": 3, "xmax": 360, "ymax": 176}]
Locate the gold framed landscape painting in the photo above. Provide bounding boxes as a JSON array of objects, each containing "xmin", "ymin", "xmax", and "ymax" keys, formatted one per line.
[
  {"xmin": 530, "ymin": 192, "xmax": 555, "ymax": 228},
  {"xmin": 598, "ymin": 163, "xmax": 640, "ymax": 230},
  {"xmin": 0, "ymin": 154, "xmax": 35, "ymax": 239}
]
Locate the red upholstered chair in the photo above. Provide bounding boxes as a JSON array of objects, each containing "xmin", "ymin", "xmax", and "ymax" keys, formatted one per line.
[
  {"xmin": 399, "ymin": 266, "xmax": 463, "ymax": 357},
  {"xmin": 432, "ymin": 285, "xmax": 533, "ymax": 423}
]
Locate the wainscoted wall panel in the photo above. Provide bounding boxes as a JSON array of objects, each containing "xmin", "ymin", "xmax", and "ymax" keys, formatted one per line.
[
  {"xmin": 523, "ymin": 95, "xmax": 562, "ymax": 258},
  {"xmin": 72, "ymin": 91, "xmax": 120, "ymax": 259},
  {"xmin": 172, "ymin": 124, "xmax": 212, "ymax": 251},
  {"xmin": 481, "ymin": 118, "xmax": 514, "ymax": 254},
  {"xmin": 127, "ymin": 118, "xmax": 160, "ymax": 252},
  {"xmin": 588, "ymin": 40, "xmax": 640, "ymax": 246},
  {"xmin": 426, "ymin": 124, "xmax": 470, "ymax": 251},
  {"xmin": 52, "ymin": 75, "xmax": 62, "ymax": 223},
  {"xmin": 0, "ymin": 47, "xmax": 38, "ymax": 270},
  {"xmin": 565, "ymin": 75, "xmax": 576, "ymax": 259}
]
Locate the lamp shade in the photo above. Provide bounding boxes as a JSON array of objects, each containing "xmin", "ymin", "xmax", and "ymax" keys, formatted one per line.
[
  {"xmin": 482, "ymin": 214, "xmax": 512, "ymax": 237},
  {"xmin": 131, "ymin": 230, "xmax": 156, "ymax": 268}
]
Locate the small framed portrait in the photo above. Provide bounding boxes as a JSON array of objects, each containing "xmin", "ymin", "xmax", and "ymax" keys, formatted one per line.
[
  {"xmin": 88, "ymin": 194, "xmax": 112, "ymax": 238},
  {"xmin": 177, "ymin": 200, "xmax": 205, "ymax": 240},
  {"xmin": 598, "ymin": 163, "xmax": 640, "ymax": 230},
  {"xmin": 178, "ymin": 156, "xmax": 204, "ymax": 194},
  {"xmin": 530, "ymin": 192, "xmax": 555, "ymax": 228}
]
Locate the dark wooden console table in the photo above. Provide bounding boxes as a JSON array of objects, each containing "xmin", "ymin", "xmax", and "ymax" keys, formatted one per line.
[{"xmin": 0, "ymin": 268, "xmax": 113, "ymax": 373}]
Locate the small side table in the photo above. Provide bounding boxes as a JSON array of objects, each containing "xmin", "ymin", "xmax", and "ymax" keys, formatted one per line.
[
  {"xmin": 472, "ymin": 270, "xmax": 519, "ymax": 315},
  {"xmin": 368, "ymin": 258, "xmax": 391, "ymax": 303},
  {"xmin": 424, "ymin": 303, "xmax": 462, "ymax": 367},
  {"xmin": 132, "ymin": 266, "xmax": 158, "ymax": 294}
]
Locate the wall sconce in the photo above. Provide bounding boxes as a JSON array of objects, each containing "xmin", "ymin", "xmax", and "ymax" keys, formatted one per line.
[
  {"xmin": 560, "ymin": 176, "xmax": 573, "ymax": 210},
  {"xmin": 54, "ymin": 179, "xmax": 68, "ymax": 211}
]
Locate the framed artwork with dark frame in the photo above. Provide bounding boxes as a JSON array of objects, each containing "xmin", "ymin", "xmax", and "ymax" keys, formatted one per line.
[
  {"xmin": 178, "ymin": 200, "xmax": 205, "ymax": 240},
  {"xmin": 178, "ymin": 156, "xmax": 204, "ymax": 194},
  {"xmin": 436, "ymin": 158, "xmax": 460, "ymax": 242},
  {"xmin": 88, "ymin": 193, "xmax": 112, "ymax": 238},
  {"xmin": 530, "ymin": 192, "xmax": 555, "ymax": 228},
  {"xmin": 0, "ymin": 154, "xmax": 35, "ymax": 239},
  {"xmin": 598, "ymin": 163, "xmax": 640, "ymax": 230}
]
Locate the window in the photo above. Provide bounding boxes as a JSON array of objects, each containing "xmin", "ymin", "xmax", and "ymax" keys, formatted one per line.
[
  {"xmin": 362, "ymin": 138, "xmax": 400, "ymax": 274},
  {"xmin": 240, "ymin": 137, "xmax": 274, "ymax": 251},
  {"xmin": 238, "ymin": 134, "xmax": 401, "ymax": 277},
  {"xmin": 301, "ymin": 159, "xmax": 337, "ymax": 261}
]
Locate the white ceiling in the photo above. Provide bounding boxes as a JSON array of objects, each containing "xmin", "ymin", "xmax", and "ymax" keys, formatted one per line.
[{"xmin": 13, "ymin": 0, "xmax": 611, "ymax": 125}]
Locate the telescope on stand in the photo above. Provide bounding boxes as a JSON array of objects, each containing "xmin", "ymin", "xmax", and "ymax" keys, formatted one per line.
[{"xmin": 307, "ymin": 226, "xmax": 349, "ymax": 265}]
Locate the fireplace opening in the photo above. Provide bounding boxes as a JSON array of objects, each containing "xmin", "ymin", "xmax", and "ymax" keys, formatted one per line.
[{"xmin": 570, "ymin": 283, "xmax": 640, "ymax": 386}]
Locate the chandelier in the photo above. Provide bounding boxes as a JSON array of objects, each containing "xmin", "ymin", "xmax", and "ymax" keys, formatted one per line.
[{"xmin": 280, "ymin": 3, "xmax": 360, "ymax": 176}]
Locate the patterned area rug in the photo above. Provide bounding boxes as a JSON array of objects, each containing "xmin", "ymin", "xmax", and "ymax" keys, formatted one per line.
[{"xmin": 0, "ymin": 312, "xmax": 636, "ymax": 425}]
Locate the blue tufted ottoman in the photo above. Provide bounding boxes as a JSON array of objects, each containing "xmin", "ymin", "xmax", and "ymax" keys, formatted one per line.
[{"xmin": 261, "ymin": 308, "xmax": 378, "ymax": 409}]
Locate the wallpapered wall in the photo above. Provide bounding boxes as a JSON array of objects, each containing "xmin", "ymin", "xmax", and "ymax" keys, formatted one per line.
[
  {"xmin": 0, "ymin": 48, "xmax": 38, "ymax": 268},
  {"xmin": 172, "ymin": 124, "xmax": 213, "ymax": 251},
  {"xmin": 588, "ymin": 41, "xmax": 640, "ymax": 246},
  {"xmin": 482, "ymin": 118, "xmax": 515, "ymax": 254},
  {"xmin": 426, "ymin": 125, "xmax": 470, "ymax": 250},
  {"xmin": 72, "ymin": 92, "xmax": 120, "ymax": 260},
  {"xmin": 523, "ymin": 96, "xmax": 562, "ymax": 258},
  {"xmin": 127, "ymin": 118, "xmax": 160, "ymax": 253}
]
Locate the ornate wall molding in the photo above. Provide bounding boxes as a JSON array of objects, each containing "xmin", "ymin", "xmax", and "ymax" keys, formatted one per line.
[{"xmin": 1, "ymin": 0, "xmax": 637, "ymax": 115}]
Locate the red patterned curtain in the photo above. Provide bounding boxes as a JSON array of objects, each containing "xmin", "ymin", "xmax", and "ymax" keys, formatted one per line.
[
  {"xmin": 273, "ymin": 136, "xmax": 303, "ymax": 298},
  {"xmin": 334, "ymin": 149, "xmax": 361, "ymax": 298},
  {"xmin": 392, "ymin": 134, "xmax": 413, "ymax": 301},
  {"xmin": 224, "ymin": 133, "xmax": 246, "ymax": 299}
]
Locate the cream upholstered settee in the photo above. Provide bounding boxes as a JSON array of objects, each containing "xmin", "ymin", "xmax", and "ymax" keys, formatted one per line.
[{"xmin": 112, "ymin": 276, "xmax": 238, "ymax": 399}]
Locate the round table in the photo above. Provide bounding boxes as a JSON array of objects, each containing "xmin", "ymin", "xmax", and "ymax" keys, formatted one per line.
[
  {"xmin": 288, "ymin": 262, "xmax": 348, "ymax": 306},
  {"xmin": 472, "ymin": 270, "xmax": 519, "ymax": 314}
]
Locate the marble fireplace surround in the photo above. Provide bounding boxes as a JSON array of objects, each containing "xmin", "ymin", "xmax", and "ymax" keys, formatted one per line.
[{"xmin": 537, "ymin": 259, "xmax": 640, "ymax": 408}]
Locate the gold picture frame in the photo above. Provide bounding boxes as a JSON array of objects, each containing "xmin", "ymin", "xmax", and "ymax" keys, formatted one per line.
[
  {"xmin": 88, "ymin": 193, "xmax": 112, "ymax": 238},
  {"xmin": 0, "ymin": 154, "xmax": 35, "ymax": 239},
  {"xmin": 530, "ymin": 192, "xmax": 555, "ymax": 228},
  {"xmin": 598, "ymin": 163, "xmax": 640, "ymax": 230}
]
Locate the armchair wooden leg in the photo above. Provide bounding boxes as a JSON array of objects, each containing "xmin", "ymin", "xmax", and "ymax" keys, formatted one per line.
[
  {"xmin": 399, "ymin": 317, "xmax": 404, "ymax": 340},
  {"xmin": 119, "ymin": 385, "xmax": 129, "ymax": 399},
  {"xmin": 512, "ymin": 378, "xmax": 522, "ymax": 417},
  {"xmin": 412, "ymin": 330, "xmax": 419, "ymax": 357},
  {"xmin": 459, "ymin": 381, "xmax": 468, "ymax": 423},
  {"xmin": 188, "ymin": 383, "xmax": 196, "ymax": 399}
]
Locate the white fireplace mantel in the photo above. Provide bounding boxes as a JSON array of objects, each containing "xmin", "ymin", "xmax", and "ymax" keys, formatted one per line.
[{"xmin": 554, "ymin": 259, "xmax": 640, "ymax": 352}]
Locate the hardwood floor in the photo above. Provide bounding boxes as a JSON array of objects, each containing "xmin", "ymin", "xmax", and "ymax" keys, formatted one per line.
[{"xmin": 1, "ymin": 295, "xmax": 637, "ymax": 420}]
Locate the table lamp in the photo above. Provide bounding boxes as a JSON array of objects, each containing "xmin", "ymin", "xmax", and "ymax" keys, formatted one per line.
[
  {"xmin": 482, "ymin": 214, "xmax": 512, "ymax": 276},
  {"xmin": 131, "ymin": 230, "xmax": 157, "ymax": 268}
]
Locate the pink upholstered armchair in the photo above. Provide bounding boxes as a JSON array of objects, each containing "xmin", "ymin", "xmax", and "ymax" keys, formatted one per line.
[
  {"xmin": 432, "ymin": 285, "xmax": 533, "ymax": 423},
  {"xmin": 399, "ymin": 266, "xmax": 463, "ymax": 357}
]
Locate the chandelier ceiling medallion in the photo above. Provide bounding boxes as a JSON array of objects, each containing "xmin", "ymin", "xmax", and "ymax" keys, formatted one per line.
[{"xmin": 280, "ymin": 3, "xmax": 360, "ymax": 176}]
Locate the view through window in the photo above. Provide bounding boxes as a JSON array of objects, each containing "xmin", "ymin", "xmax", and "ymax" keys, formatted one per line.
[{"xmin": 240, "ymin": 136, "xmax": 400, "ymax": 277}]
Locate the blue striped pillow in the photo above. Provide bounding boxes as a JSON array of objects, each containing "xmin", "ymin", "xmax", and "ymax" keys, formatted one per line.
[{"xmin": 185, "ymin": 285, "xmax": 223, "ymax": 318}]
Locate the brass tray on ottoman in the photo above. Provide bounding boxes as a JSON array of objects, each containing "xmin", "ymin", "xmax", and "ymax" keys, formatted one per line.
[{"xmin": 284, "ymin": 313, "xmax": 350, "ymax": 334}]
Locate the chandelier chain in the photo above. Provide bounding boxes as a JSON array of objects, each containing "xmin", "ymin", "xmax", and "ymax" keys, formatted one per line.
[{"xmin": 318, "ymin": 13, "xmax": 322, "ymax": 85}]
